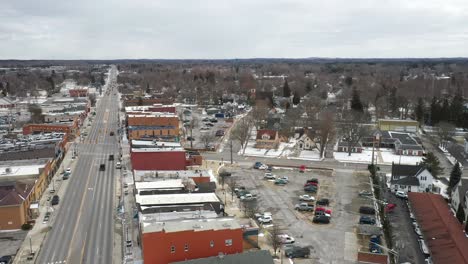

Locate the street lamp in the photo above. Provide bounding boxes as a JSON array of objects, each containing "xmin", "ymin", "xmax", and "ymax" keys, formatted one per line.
[{"xmin": 371, "ymin": 130, "xmax": 381, "ymax": 165}]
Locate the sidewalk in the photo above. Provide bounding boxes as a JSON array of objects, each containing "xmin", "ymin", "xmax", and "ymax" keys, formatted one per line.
[{"xmin": 13, "ymin": 142, "xmax": 77, "ymax": 264}]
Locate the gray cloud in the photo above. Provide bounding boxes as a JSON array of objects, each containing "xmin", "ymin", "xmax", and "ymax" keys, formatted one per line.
[{"xmin": 1, "ymin": 0, "xmax": 467, "ymax": 59}]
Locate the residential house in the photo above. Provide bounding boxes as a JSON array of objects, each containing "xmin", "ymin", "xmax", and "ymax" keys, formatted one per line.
[
  {"xmin": 451, "ymin": 178, "xmax": 468, "ymax": 218},
  {"xmin": 390, "ymin": 164, "xmax": 434, "ymax": 193},
  {"xmin": 255, "ymin": 129, "xmax": 279, "ymax": 149},
  {"xmin": 337, "ymin": 140, "xmax": 363, "ymax": 153},
  {"xmin": 294, "ymin": 128, "xmax": 316, "ymax": 151}
]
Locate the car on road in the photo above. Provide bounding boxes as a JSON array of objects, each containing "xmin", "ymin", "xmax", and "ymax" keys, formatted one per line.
[
  {"xmin": 42, "ymin": 212, "xmax": 51, "ymax": 224},
  {"xmin": 316, "ymin": 198, "xmax": 330, "ymax": 206},
  {"xmin": 51, "ymin": 195, "xmax": 60, "ymax": 206},
  {"xmin": 264, "ymin": 173, "xmax": 276, "ymax": 180},
  {"xmin": 359, "ymin": 216, "xmax": 376, "ymax": 225},
  {"xmin": 299, "ymin": 194, "xmax": 315, "ymax": 201},
  {"xmin": 312, "ymin": 215, "xmax": 330, "ymax": 224},
  {"xmin": 116, "ymin": 162, "xmax": 122, "ymax": 169},
  {"xmin": 304, "ymin": 185, "xmax": 318, "ymax": 193},
  {"xmin": 187, "ymin": 136, "xmax": 195, "ymax": 141},
  {"xmin": 110, "ymin": 131, "xmax": 114, "ymax": 136},
  {"xmin": 100, "ymin": 164, "xmax": 106, "ymax": 171},
  {"xmin": 278, "ymin": 234, "xmax": 295, "ymax": 244},
  {"xmin": 395, "ymin": 191, "xmax": 408, "ymax": 199},
  {"xmin": 258, "ymin": 215, "xmax": 273, "ymax": 224},
  {"xmin": 414, "ymin": 226, "xmax": 422, "ymax": 237},
  {"xmin": 285, "ymin": 246, "xmax": 310, "ymax": 258},
  {"xmin": 359, "ymin": 206, "xmax": 376, "ymax": 215},
  {"xmin": 109, "ymin": 154, "xmax": 114, "ymax": 161},
  {"xmin": 295, "ymin": 203, "xmax": 314, "ymax": 211},
  {"xmin": 65, "ymin": 168, "xmax": 72, "ymax": 174},
  {"xmin": 275, "ymin": 179, "xmax": 288, "ymax": 185}
]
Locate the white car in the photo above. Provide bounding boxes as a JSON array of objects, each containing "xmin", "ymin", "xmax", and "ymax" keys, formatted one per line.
[
  {"xmin": 277, "ymin": 234, "xmax": 295, "ymax": 244},
  {"xmin": 258, "ymin": 215, "xmax": 273, "ymax": 224},
  {"xmin": 65, "ymin": 168, "xmax": 72, "ymax": 174},
  {"xmin": 264, "ymin": 173, "xmax": 276, "ymax": 180},
  {"xmin": 299, "ymin": 195, "xmax": 315, "ymax": 201},
  {"xmin": 279, "ymin": 176, "xmax": 289, "ymax": 182},
  {"xmin": 259, "ymin": 164, "xmax": 268, "ymax": 170},
  {"xmin": 395, "ymin": 191, "xmax": 408, "ymax": 199}
]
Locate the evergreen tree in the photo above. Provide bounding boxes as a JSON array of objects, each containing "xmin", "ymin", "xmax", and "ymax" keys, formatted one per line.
[
  {"xmin": 430, "ymin": 97, "xmax": 441, "ymax": 125},
  {"xmin": 440, "ymin": 98, "xmax": 450, "ymax": 122},
  {"xmin": 305, "ymin": 81, "xmax": 312, "ymax": 93},
  {"xmin": 420, "ymin": 152, "xmax": 443, "ymax": 178},
  {"xmin": 292, "ymin": 91, "xmax": 300, "ymax": 105},
  {"xmin": 283, "ymin": 79, "xmax": 291, "ymax": 97},
  {"xmin": 450, "ymin": 89, "xmax": 464, "ymax": 126},
  {"xmin": 448, "ymin": 162, "xmax": 462, "ymax": 196},
  {"xmin": 415, "ymin": 97, "xmax": 425, "ymax": 124},
  {"xmin": 350, "ymin": 87, "xmax": 363, "ymax": 112},
  {"xmin": 456, "ymin": 203, "xmax": 465, "ymax": 224}
]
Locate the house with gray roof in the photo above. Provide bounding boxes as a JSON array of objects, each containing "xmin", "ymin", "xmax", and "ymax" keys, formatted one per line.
[
  {"xmin": 390, "ymin": 163, "xmax": 434, "ymax": 193},
  {"xmin": 451, "ymin": 178, "xmax": 468, "ymax": 218}
]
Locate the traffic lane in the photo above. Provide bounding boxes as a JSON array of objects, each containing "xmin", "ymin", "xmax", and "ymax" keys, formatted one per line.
[{"xmin": 385, "ymin": 193, "xmax": 426, "ymax": 264}]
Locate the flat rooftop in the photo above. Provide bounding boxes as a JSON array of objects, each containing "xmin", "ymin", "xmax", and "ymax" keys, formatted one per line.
[
  {"xmin": 140, "ymin": 210, "xmax": 217, "ymax": 223},
  {"xmin": 134, "ymin": 169, "xmax": 215, "ymax": 182},
  {"xmin": 389, "ymin": 131, "xmax": 420, "ymax": 146},
  {"xmin": 135, "ymin": 179, "xmax": 185, "ymax": 190},
  {"xmin": 131, "ymin": 148, "xmax": 185, "ymax": 153},
  {"xmin": 127, "ymin": 113, "xmax": 177, "ymax": 118},
  {"xmin": 136, "ymin": 192, "xmax": 220, "ymax": 206},
  {"xmin": 409, "ymin": 193, "xmax": 468, "ymax": 264},
  {"xmin": 141, "ymin": 217, "xmax": 241, "ymax": 234},
  {"xmin": 131, "ymin": 140, "xmax": 182, "ymax": 148},
  {"xmin": 0, "ymin": 164, "xmax": 45, "ymax": 178}
]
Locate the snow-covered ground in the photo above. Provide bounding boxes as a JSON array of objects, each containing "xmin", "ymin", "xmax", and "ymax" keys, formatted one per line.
[
  {"xmin": 433, "ymin": 179, "xmax": 449, "ymax": 199},
  {"xmin": 289, "ymin": 149, "xmax": 322, "ymax": 161},
  {"xmin": 334, "ymin": 148, "xmax": 423, "ymax": 165},
  {"xmin": 240, "ymin": 140, "xmax": 294, "ymax": 158}
]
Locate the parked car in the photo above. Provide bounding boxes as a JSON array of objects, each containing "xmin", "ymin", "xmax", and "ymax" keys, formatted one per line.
[
  {"xmin": 315, "ymin": 210, "xmax": 331, "ymax": 217},
  {"xmin": 295, "ymin": 203, "xmax": 314, "ymax": 211},
  {"xmin": 359, "ymin": 206, "xmax": 376, "ymax": 215},
  {"xmin": 109, "ymin": 131, "xmax": 114, "ymax": 136},
  {"xmin": 51, "ymin": 195, "xmax": 60, "ymax": 206},
  {"xmin": 209, "ymin": 118, "xmax": 218, "ymax": 123},
  {"xmin": 264, "ymin": 173, "xmax": 276, "ymax": 180},
  {"xmin": 359, "ymin": 190, "xmax": 373, "ymax": 197},
  {"xmin": 236, "ymin": 190, "xmax": 250, "ymax": 198},
  {"xmin": 279, "ymin": 176, "xmax": 289, "ymax": 182},
  {"xmin": 240, "ymin": 193, "xmax": 257, "ymax": 201},
  {"xmin": 275, "ymin": 179, "xmax": 288, "ymax": 185},
  {"xmin": 395, "ymin": 191, "xmax": 408, "ymax": 199},
  {"xmin": 254, "ymin": 162, "xmax": 267, "ymax": 169},
  {"xmin": 285, "ymin": 246, "xmax": 310, "ymax": 258},
  {"xmin": 316, "ymin": 198, "xmax": 330, "ymax": 206},
  {"xmin": 187, "ymin": 136, "xmax": 195, "ymax": 141},
  {"xmin": 306, "ymin": 178, "xmax": 319, "ymax": 184},
  {"xmin": 299, "ymin": 194, "xmax": 315, "ymax": 201},
  {"xmin": 414, "ymin": 226, "xmax": 422, "ymax": 237},
  {"xmin": 200, "ymin": 126, "xmax": 210, "ymax": 131},
  {"xmin": 304, "ymin": 182, "xmax": 318, "ymax": 187},
  {"xmin": 304, "ymin": 185, "xmax": 318, "ymax": 193},
  {"xmin": 312, "ymin": 215, "xmax": 330, "ymax": 224},
  {"xmin": 116, "ymin": 162, "xmax": 122, "ymax": 169},
  {"xmin": 215, "ymin": 130, "xmax": 225, "ymax": 136},
  {"xmin": 205, "ymin": 122, "xmax": 215, "ymax": 127},
  {"xmin": 258, "ymin": 215, "xmax": 273, "ymax": 224},
  {"xmin": 234, "ymin": 186, "xmax": 246, "ymax": 194},
  {"xmin": 359, "ymin": 216, "xmax": 376, "ymax": 225},
  {"xmin": 65, "ymin": 168, "xmax": 72, "ymax": 174},
  {"xmin": 202, "ymin": 117, "xmax": 210, "ymax": 122},
  {"xmin": 278, "ymin": 234, "xmax": 295, "ymax": 244}
]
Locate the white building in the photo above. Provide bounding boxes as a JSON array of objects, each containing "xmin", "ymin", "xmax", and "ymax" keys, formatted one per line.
[
  {"xmin": 451, "ymin": 179, "xmax": 468, "ymax": 217},
  {"xmin": 390, "ymin": 164, "xmax": 434, "ymax": 193}
]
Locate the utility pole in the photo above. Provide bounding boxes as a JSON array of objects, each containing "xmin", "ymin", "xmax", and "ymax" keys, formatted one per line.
[
  {"xmin": 29, "ymin": 236, "xmax": 32, "ymax": 254},
  {"xmin": 230, "ymin": 140, "xmax": 233, "ymax": 164}
]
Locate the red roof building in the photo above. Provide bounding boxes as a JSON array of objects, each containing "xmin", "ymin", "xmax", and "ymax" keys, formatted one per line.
[
  {"xmin": 0, "ymin": 180, "xmax": 35, "ymax": 230},
  {"xmin": 130, "ymin": 148, "xmax": 187, "ymax": 171},
  {"xmin": 408, "ymin": 193, "xmax": 468, "ymax": 264}
]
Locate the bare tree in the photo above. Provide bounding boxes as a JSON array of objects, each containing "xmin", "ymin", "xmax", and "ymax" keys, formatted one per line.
[
  {"xmin": 242, "ymin": 200, "xmax": 259, "ymax": 219},
  {"xmin": 436, "ymin": 121, "xmax": 455, "ymax": 147},
  {"xmin": 268, "ymin": 224, "xmax": 283, "ymax": 257},
  {"xmin": 317, "ymin": 111, "xmax": 335, "ymax": 158},
  {"xmin": 341, "ymin": 111, "xmax": 369, "ymax": 156},
  {"xmin": 250, "ymin": 101, "xmax": 270, "ymax": 130},
  {"xmin": 230, "ymin": 117, "xmax": 252, "ymax": 154},
  {"xmin": 28, "ymin": 104, "xmax": 44, "ymax": 123},
  {"xmin": 226, "ymin": 177, "xmax": 237, "ymax": 201},
  {"xmin": 200, "ymin": 132, "xmax": 215, "ymax": 150},
  {"xmin": 88, "ymin": 93, "xmax": 96, "ymax": 107}
]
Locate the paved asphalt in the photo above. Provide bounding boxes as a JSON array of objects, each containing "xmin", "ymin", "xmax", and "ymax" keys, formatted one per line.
[{"xmin": 38, "ymin": 66, "xmax": 120, "ymax": 264}]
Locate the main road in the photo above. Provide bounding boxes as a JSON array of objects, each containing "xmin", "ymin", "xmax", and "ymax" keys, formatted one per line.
[{"xmin": 38, "ymin": 66, "xmax": 120, "ymax": 264}]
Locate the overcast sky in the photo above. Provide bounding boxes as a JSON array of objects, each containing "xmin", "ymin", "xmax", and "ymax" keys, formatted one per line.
[{"xmin": 1, "ymin": 0, "xmax": 468, "ymax": 59}]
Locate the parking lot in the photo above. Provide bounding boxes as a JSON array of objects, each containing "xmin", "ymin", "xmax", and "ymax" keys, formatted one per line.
[
  {"xmin": 227, "ymin": 164, "xmax": 373, "ymax": 263},
  {"xmin": 180, "ymin": 108, "xmax": 231, "ymax": 150}
]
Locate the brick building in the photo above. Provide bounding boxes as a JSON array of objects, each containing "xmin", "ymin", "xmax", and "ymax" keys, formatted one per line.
[
  {"xmin": 68, "ymin": 88, "xmax": 89, "ymax": 97},
  {"xmin": 22, "ymin": 122, "xmax": 77, "ymax": 135},
  {"xmin": 127, "ymin": 114, "xmax": 179, "ymax": 140},
  {"xmin": 141, "ymin": 217, "xmax": 243, "ymax": 264},
  {"xmin": 130, "ymin": 148, "xmax": 187, "ymax": 170},
  {"xmin": 0, "ymin": 180, "xmax": 35, "ymax": 230}
]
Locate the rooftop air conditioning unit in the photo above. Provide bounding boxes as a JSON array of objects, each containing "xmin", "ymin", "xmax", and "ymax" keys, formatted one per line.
[{"xmin": 5, "ymin": 167, "xmax": 11, "ymax": 174}]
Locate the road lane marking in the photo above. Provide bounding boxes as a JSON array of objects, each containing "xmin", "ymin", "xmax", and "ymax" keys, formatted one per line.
[{"xmin": 65, "ymin": 159, "xmax": 96, "ymax": 263}]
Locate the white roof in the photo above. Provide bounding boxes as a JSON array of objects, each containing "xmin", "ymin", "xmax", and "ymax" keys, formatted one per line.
[
  {"xmin": 0, "ymin": 164, "xmax": 45, "ymax": 177},
  {"xmin": 135, "ymin": 179, "xmax": 185, "ymax": 190},
  {"xmin": 131, "ymin": 140, "xmax": 182, "ymax": 148},
  {"xmin": 131, "ymin": 148, "xmax": 185, "ymax": 153},
  {"xmin": 127, "ymin": 113, "xmax": 177, "ymax": 118},
  {"xmin": 140, "ymin": 210, "xmax": 217, "ymax": 223},
  {"xmin": 134, "ymin": 169, "xmax": 216, "ymax": 182},
  {"xmin": 141, "ymin": 217, "xmax": 240, "ymax": 234},
  {"xmin": 136, "ymin": 192, "xmax": 220, "ymax": 206}
]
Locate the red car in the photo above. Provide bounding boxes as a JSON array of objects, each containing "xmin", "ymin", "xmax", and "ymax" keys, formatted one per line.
[
  {"xmin": 315, "ymin": 207, "xmax": 332, "ymax": 215},
  {"xmin": 304, "ymin": 182, "xmax": 318, "ymax": 187}
]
